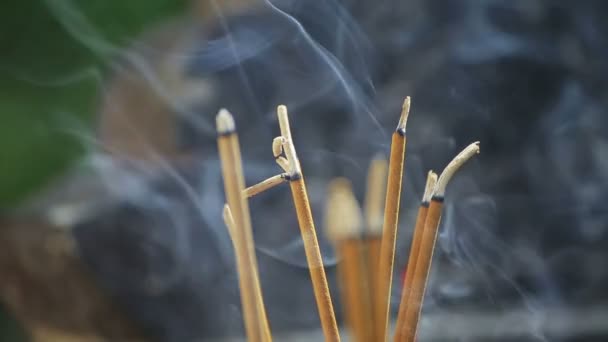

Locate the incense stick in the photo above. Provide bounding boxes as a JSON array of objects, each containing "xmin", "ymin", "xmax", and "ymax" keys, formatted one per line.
[
  {"xmin": 400, "ymin": 142, "xmax": 480, "ymax": 342},
  {"xmin": 363, "ymin": 155, "xmax": 388, "ymax": 340},
  {"xmin": 374, "ymin": 97, "xmax": 411, "ymax": 342},
  {"xmin": 216, "ymin": 109, "xmax": 271, "ymax": 342},
  {"xmin": 223, "ymin": 205, "xmax": 272, "ymax": 342},
  {"xmin": 243, "ymin": 173, "xmax": 289, "ymax": 198},
  {"xmin": 275, "ymin": 105, "xmax": 340, "ymax": 342},
  {"xmin": 393, "ymin": 170, "xmax": 437, "ymax": 341},
  {"xmin": 364, "ymin": 155, "xmax": 388, "ymax": 267},
  {"xmin": 325, "ymin": 178, "xmax": 372, "ymax": 342}
]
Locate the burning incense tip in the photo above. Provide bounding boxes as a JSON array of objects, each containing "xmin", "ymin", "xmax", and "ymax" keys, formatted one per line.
[
  {"xmin": 397, "ymin": 96, "xmax": 411, "ymax": 133},
  {"xmin": 434, "ymin": 141, "xmax": 480, "ymax": 197},
  {"xmin": 375, "ymin": 98, "xmax": 410, "ymax": 341},
  {"xmin": 422, "ymin": 171, "xmax": 438, "ymax": 203},
  {"xmin": 216, "ymin": 108, "xmax": 235, "ymax": 134},
  {"xmin": 325, "ymin": 178, "xmax": 363, "ymax": 242}
]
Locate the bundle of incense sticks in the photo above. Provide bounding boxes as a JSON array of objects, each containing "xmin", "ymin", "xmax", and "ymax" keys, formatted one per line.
[{"xmin": 216, "ymin": 98, "xmax": 480, "ymax": 342}]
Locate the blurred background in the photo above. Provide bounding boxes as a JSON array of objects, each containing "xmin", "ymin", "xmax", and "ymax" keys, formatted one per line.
[{"xmin": 2, "ymin": 0, "xmax": 608, "ymax": 341}]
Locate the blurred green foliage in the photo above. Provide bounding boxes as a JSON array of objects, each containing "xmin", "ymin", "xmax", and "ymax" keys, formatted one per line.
[
  {"xmin": 0, "ymin": 0, "xmax": 188, "ymax": 339},
  {"xmin": 0, "ymin": 0, "xmax": 188, "ymax": 208}
]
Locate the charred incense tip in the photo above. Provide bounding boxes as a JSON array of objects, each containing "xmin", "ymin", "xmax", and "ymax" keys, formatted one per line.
[
  {"xmin": 422, "ymin": 170, "xmax": 438, "ymax": 204},
  {"xmin": 325, "ymin": 178, "xmax": 363, "ymax": 242},
  {"xmin": 396, "ymin": 96, "xmax": 411, "ymax": 134},
  {"xmin": 434, "ymin": 141, "xmax": 480, "ymax": 197},
  {"xmin": 216, "ymin": 108, "xmax": 236, "ymax": 134}
]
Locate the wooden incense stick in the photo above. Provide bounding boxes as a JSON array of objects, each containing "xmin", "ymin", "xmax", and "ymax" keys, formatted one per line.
[
  {"xmin": 374, "ymin": 97, "xmax": 411, "ymax": 342},
  {"xmin": 400, "ymin": 142, "xmax": 480, "ymax": 342},
  {"xmin": 325, "ymin": 178, "xmax": 372, "ymax": 342},
  {"xmin": 243, "ymin": 173, "xmax": 289, "ymax": 198},
  {"xmin": 216, "ymin": 109, "xmax": 271, "ymax": 342},
  {"xmin": 275, "ymin": 105, "xmax": 340, "ymax": 342},
  {"xmin": 223, "ymin": 205, "xmax": 272, "ymax": 342},
  {"xmin": 393, "ymin": 170, "xmax": 437, "ymax": 341},
  {"xmin": 363, "ymin": 155, "xmax": 388, "ymax": 340},
  {"xmin": 364, "ymin": 155, "xmax": 388, "ymax": 278}
]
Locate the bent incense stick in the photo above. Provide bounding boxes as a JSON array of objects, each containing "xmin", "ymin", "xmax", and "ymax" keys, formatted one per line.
[{"xmin": 401, "ymin": 142, "xmax": 480, "ymax": 342}]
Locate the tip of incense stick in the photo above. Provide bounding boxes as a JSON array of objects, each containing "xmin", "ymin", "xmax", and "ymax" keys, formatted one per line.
[
  {"xmin": 365, "ymin": 155, "xmax": 388, "ymax": 235},
  {"xmin": 277, "ymin": 104, "xmax": 287, "ymax": 116},
  {"xmin": 371, "ymin": 152, "xmax": 388, "ymax": 162},
  {"xmin": 434, "ymin": 141, "xmax": 480, "ymax": 198},
  {"xmin": 396, "ymin": 96, "xmax": 411, "ymax": 133},
  {"xmin": 216, "ymin": 109, "xmax": 235, "ymax": 134},
  {"xmin": 277, "ymin": 105, "xmax": 291, "ymax": 139},
  {"xmin": 325, "ymin": 178, "xmax": 363, "ymax": 241},
  {"xmin": 422, "ymin": 170, "xmax": 438, "ymax": 203}
]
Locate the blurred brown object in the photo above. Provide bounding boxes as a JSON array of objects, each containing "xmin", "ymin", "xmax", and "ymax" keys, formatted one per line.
[
  {"xmin": 97, "ymin": 19, "xmax": 199, "ymax": 162},
  {"xmin": 0, "ymin": 219, "xmax": 145, "ymax": 341},
  {"xmin": 98, "ymin": 0, "xmax": 258, "ymax": 162}
]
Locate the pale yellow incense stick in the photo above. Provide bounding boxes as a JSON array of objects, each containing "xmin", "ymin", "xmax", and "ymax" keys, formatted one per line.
[
  {"xmin": 363, "ymin": 156, "xmax": 388, "ymax": 340},
  {"xmin": 326, "ymin": 178, "xmax": 372, "ymax": 342},
  {"xmin": 216, "ymin": 110, "xmax": 271, "ymax": 342},
  {"xmin": 223, "ymin": 205, "xmax": 272, "ymax": 342}
]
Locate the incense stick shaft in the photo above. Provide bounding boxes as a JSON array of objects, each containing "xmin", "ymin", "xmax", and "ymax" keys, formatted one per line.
[
  {"xmin": 243, "ymin": 174, "xmax": 287, "ymax": 198},
  {"xmin": 277, "ymin": 105, "xmax": 339, "ymax": 341},
  {"xmin": 326, "ymin": 178, "xmax": 371, "ymax": 342},
  {"xmin": 375, "ymin": 132, "xmax": 407, "ymax": 341},
  {"xmin": 401, "ymin": 199, "xmax": 443, "ymax": 342},
  {"xmin": 223, "ymin": 205, "xmax": 272, "ymax": 342},
  {"xmin": 337, "ymin": 240, "xmax": 372, "ymax": 342},
  {"xmin": 365, "ymin": 238, "xmax": 382, "ymax": 290},
  {"xmin": 393, "ymin": 203, "xmax": 429, "ymax": 341},
  {"xmin": 218, "ymin": 135, "xmax": 262, "ymax": 342},
  {"xmin": 365, "ymin": 236, "xmax": 381, "ymax": 339},
  {"xmin": 290, "ymin": 178, "xmax": 340, "ymax": 342},
  {"xmin": 363, "ymin": 157, "xmax": 388, "ymax": 340},
  {"xmin": 217, "ymin": 111, "xmax": 270, "ymax": 342}
]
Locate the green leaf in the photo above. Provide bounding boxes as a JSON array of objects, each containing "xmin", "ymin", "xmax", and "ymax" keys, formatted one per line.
[{"xmin": 0, "ymin": 0, "xmax": 188, "ymax": 207}]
